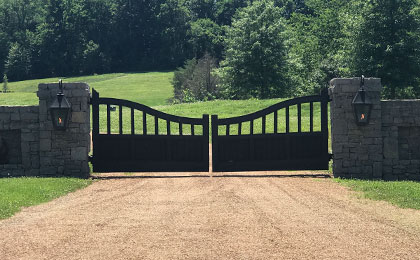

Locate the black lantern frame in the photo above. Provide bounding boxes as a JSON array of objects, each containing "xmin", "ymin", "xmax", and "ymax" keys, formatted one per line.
[
  {"xmin": 351, "ymin": 75, "xmax": 372, "ymax": 126},
  {"xmin": 50, "ymin": 79, "xmax": 71, "ymax": 130}
]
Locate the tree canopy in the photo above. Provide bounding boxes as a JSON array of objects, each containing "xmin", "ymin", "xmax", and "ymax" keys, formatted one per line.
[
  {"xmin": 219, "ymin": 0, "xmax": 289, "ymax": 99},
  {"xmin": 0, "ymin": 0, "xmax": 419, "ymax": 99}
]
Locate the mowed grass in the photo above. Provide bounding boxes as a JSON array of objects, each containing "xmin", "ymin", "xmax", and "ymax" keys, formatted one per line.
[
  {"xmin": 0, "ymin": 177, "xmax": 92, "ymax": 220},
  {"xmin": 336, "ymin": 179, "xmax": 420, "ymax": 210},
  {"xmin": 0, "ymin": 72, "xmax": 173, "ymax": 106},
  {"xmin": 97, "ymin": 99, "xmax": 325, "ymax": 138}
]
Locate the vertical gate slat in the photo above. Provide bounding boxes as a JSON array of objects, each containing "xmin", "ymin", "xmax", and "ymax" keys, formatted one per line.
[
  {"xmin": 191, "ymin": 124, "xmax": 195, "ymax": 136},
  {"xmin": 167, "ymin": 120, "xmax": 171, "ymax": 135},
  {"xmin": 91, "ymin": 89, "xmax": 99, "ymax": 173},
  {"xmin": 92, "ymin": 89, "xmax": 99, "ymax": 136},
  {"xmin": 131, "ymin": 108, "xmax": 134, "ymax": 135},
  {"xmin": 119, "ymin": 105, "xmax": 122, "ymax": 134},
  {"xmin": 297, "ymin": 103, "xmax": 301, "ymax": 133},
  {"xmin": 321, "ymin": 89, "xmax": 329, "ymax": 167},
  {"xmin": 250, "ymin": 120, "xmax": 254, "ymax": 134},
  {"xmin": 286, "ymin": 106, "xmax": 290, "ymax": 133},
  {"xmin": 310, "ymin": 102, "xmax": 313, "ymax": 132},
  {"xmin": 118, "ymin": 105, "xmax": 122, "ymax": 135},
  {"xmin": 202, "ymin": 114, "xmax": 209, "ymax": 171},
  {"xmin": 274, "ymin": 111, "xmax": 278, "ymax": 133},
  {"xmin": 226, "ymin": 124, "xmax": 230, "ymax": 136},
  {"xmin": 238, "ymin": 122, "xmax": 242, "ymax": 135},
  {"xmin": 262, "ymin": 115, "xmax": 266, "ymax": 134},
  {"xmin": 107, "ymin": 104, "xmax": 111, "ymax": 134},
  {"xmin": 179, "ymin": 122, "xmax": 183, "ymax": 135},
  {"xmin": 143, "ymin": 111, "xmax": 147, "ymax": 135},
  {"xmin": 211, "ymin": 115, "xmax": 218, "ymax": 172},
  {"xmin": 155, "ymin": 116, "xmax": 158, "ymax": 135}
]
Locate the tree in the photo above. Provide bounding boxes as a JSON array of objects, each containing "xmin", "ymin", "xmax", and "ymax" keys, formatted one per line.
[
  {"xmin": 5, "ymin": 42, "xmax": 32, "ymax": 81},
  {"xmin": 0, "ymin": 31, "xmax": 10, "ymax": 77},
  {"xmin": 2, "ymin": 74, "xmax": 8, "ymax": 93},
  {"xmin": 189, "ymin": 18, "xmax": 223, "ymax": 59},
  {"xmin": 157, "ymin": 0, "xmax": 191, "ymax": 68},
  {"xmin": 353, "ymin": 0, "xmax": 420, "ymax": 98},
  {"xmin": 82, "ymin": 40, "xmax": 108, "ymax": 74},
  {"xmin": 285, "ymin": 0, "xmax": 357, "ymax": 95},
  {"xmin": 173, "ymin": 53, "xmax": 219, "ymax": 103},
  {"xmin": 214, "ymin": 0, "xmax": 248, "ymax": 25},
  {"xmin": 219, "ymin": 0, "xmax": 289, "ymax": 99},
  {"xmin": 187, "ymin": 0, "xmax": 217, "ymax": 20}
]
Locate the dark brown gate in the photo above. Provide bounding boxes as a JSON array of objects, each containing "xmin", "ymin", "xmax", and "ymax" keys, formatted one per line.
[
  {"xmin": 91, "ymin": 89, "xmax": 209, "ymax": 172},
  {"xmin": 211, "ymin": 89, "xmax": 330, "ymax": 172}
]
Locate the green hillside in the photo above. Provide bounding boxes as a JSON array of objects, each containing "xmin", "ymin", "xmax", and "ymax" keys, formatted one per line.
[{"xmin": 0, "ymin": 72, "xmax": 173, "ymax": 106}]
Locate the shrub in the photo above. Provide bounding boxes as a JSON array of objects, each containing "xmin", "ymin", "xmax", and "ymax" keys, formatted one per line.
[
  {"xmin": 173, "ymin": 53, "xmax": 220, "ymax": 103},
  {"xmin": 2, "ymin": 74, "xmax": 8, "ymax": 93}
]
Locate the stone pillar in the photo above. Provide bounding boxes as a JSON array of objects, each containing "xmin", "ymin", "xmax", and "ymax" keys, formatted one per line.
[
  {"xmin": 329, "ymin": 78, "xmax": 383, "ymax": 179},
  {"xmin": 37, "ymin": 83, "xmax": 91, "ymax": 178}
]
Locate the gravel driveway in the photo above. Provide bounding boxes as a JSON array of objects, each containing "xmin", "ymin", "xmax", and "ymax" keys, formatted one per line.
[{"xmin": 1, "ymin": 171, "xmax": 420, "ymax": 260}]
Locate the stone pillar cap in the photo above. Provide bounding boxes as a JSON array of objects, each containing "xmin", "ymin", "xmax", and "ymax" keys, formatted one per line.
[{"xmin": 330, "ymin": 77, "xmax": 382, "ymax": 93}]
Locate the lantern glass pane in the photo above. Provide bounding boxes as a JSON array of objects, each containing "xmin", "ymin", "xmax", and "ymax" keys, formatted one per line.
[
  {"xmin": 355, "ymin": 104, "xmax": 370, "ymax": 124},
  {"xmin": 51, "ymin": 108, "xmax": 69, "ymax": 129}
]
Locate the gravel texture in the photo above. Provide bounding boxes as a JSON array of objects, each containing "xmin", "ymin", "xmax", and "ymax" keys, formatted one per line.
[{"xmin": 1, "ymin": 171, "xmax": 420, "ymax": 260}]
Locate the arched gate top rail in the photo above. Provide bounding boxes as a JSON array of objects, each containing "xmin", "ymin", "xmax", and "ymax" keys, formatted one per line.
[{"xmin": 216, "ymin": 94, "xmax": 325, "ymax": 125}]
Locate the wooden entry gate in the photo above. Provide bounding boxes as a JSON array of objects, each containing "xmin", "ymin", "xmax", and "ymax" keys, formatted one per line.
[
  {"xmin": 91, "ymin": 89, "xmax": 209, "ymax": 172},
  {"xmin": 90, "ymin": 89, "xmax": 330, "ymax": 173},
  {"xmin": 211, "ymin": 89, "xmax": 330, "ymax": 172}
]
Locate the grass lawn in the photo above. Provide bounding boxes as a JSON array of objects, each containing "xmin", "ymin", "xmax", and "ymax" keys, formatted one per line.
[
  {"xmin": 336, "ymin": 179, "xmax": 420, "ymax": 210},
  {"xmin": 98, "ymin": 99, "xmax": 326, "ymax": 138},
  {"xmin": 0, "ymin": 71, "xmax": 173, "ymax": 106},
  {"xmin": 0, "ymin": 177, "xmax": 92, "ymax": 220}
]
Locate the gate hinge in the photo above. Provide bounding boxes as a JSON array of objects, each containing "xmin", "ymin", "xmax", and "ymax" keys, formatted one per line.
[
  {"xmin": 88, "ymin": 155, "xmax": 93, "ymax": 163},
  {"xmin": 328, "ymin": 153, "xmax": 333, "ymax": 161}
]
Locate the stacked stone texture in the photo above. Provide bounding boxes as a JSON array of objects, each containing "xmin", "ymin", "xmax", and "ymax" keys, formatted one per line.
[
  {"xmin": 37, "ymin": 83, "xmax": 91, "ymax": 178},
  {"xmin": 382, "ymin": 100, "xmax": 420, "ymax": 180},
  {"xmin": 0, "ymin": 106, "xmax": 40, "ymax": 176},
  {"xmin": 0, "ymin": 83, "xmax": 90, "ymax": 178},
  {"xmin": 329, "ymin": 78, "xmax": 383, "ymax": 179}
]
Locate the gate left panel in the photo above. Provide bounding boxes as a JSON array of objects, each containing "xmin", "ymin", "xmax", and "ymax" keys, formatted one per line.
[{"xmin": 91, "ymin": 89, "xmax": 209, "ymax": 172}]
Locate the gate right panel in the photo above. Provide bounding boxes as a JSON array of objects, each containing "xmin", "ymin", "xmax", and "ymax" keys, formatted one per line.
[{"xmin": 212, "ymin": 91, "xmax": 330, "ymax": 172}]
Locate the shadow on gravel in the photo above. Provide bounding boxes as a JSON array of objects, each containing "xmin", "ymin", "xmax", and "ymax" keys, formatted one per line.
[
  {"xmin": 214, "ymin": 174, "xmax": 331, "ymax": 178},
  {"xmin": 92, "ymin": 174, "xmax": 331, "ymax": 180},
  {"xmin": 92, "ymin": 175, "xmax": 210, "ymax": 180}
]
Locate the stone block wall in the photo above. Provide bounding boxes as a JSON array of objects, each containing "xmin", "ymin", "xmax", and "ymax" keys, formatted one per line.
[
  {"xmin": 330, "ymin": 77, "xmax": 420, "ymax": 180},
  {"xmin": 329, "ymin": 78, "xmax": 383, "ymax": 179},
  {"xmin": 0, "ymin": 106, "xmax": 40, "ymax": 176},
  {"xmin": 0, "ymin": 83, "xmax": 90, "ymax": 178},
  {"xmin": 382, "ymin": 100, "xmax": 420, "ymax": 180},
  {"xmin": 37, "ymin": 83, "xmax": 91, "ymax": 178}
]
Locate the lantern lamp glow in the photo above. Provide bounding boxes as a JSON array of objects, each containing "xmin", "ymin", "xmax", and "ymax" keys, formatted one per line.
[{"xmin": 50, "ymin": 79, "xmax": 71, "ymax": 130}]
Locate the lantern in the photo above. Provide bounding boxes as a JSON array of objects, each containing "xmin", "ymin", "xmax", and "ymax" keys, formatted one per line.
[
  {"xmin": 50, "ymin": 79, "xmax": 71, "ymax": 130},
  {"xmin": 352, "ymin": 75, "xmax": 372, "ymax": 126}
]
